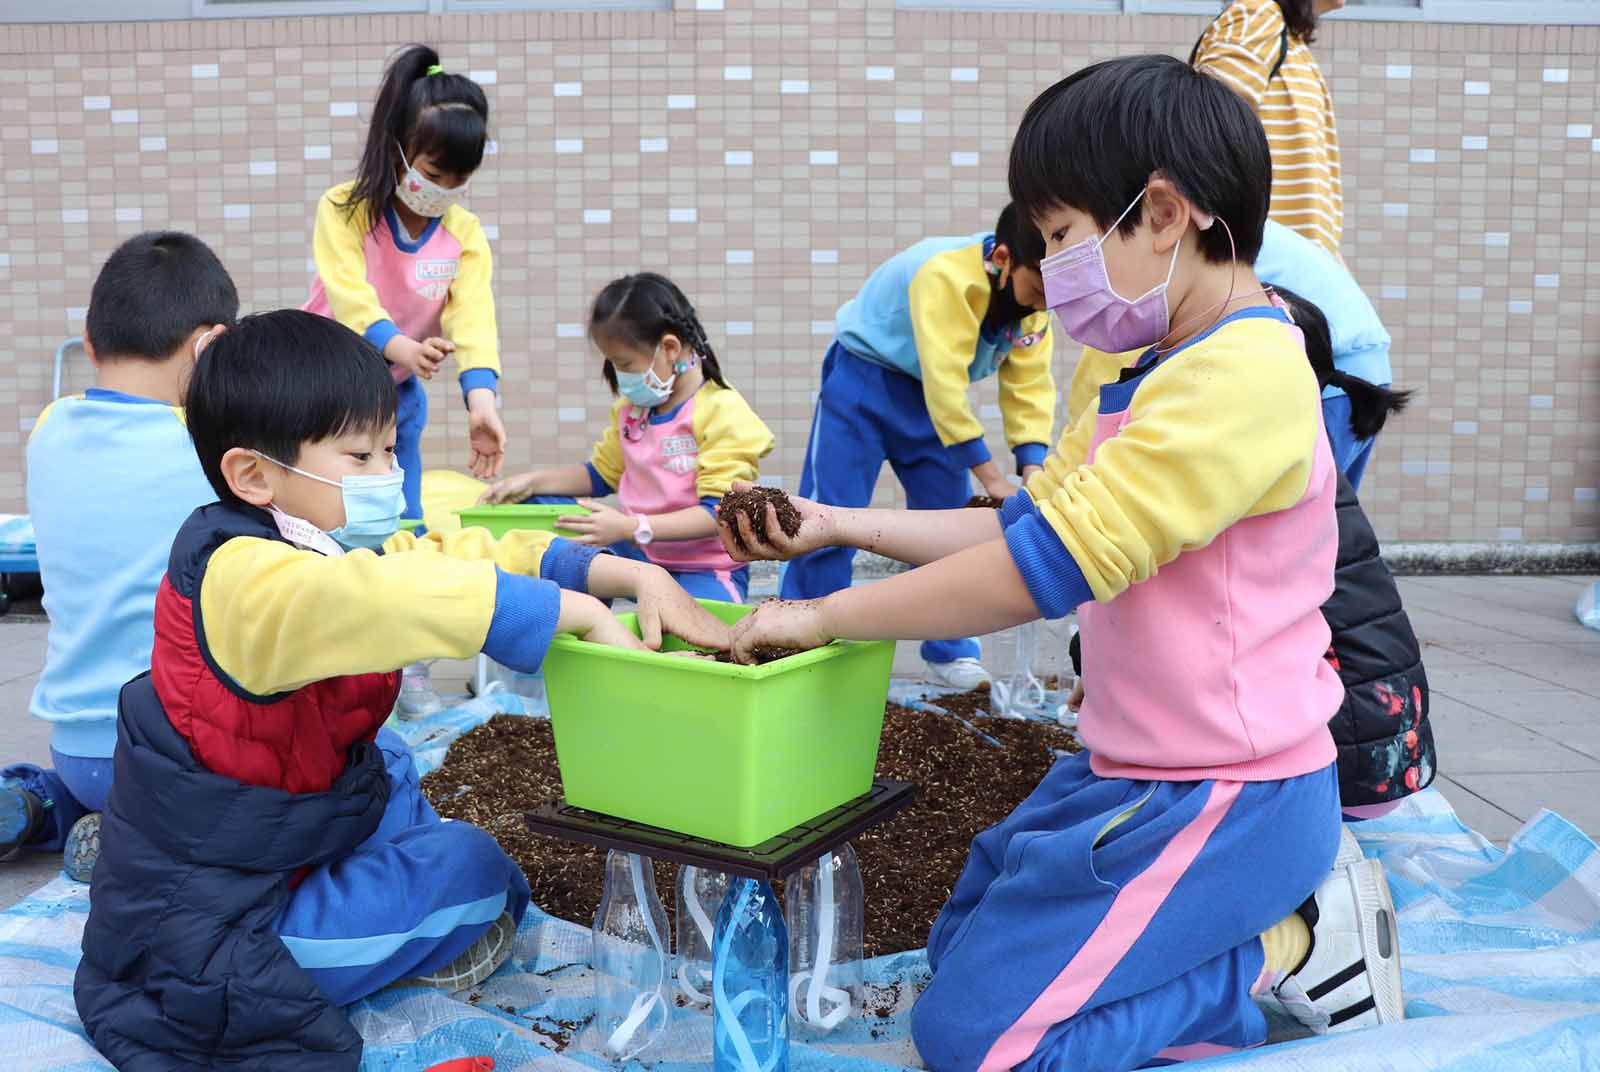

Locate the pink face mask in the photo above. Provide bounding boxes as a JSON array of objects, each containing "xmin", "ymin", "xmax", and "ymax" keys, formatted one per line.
[{"xmin": 1040, "ymin": 189, "xmax": 1211, "ymax": 354}]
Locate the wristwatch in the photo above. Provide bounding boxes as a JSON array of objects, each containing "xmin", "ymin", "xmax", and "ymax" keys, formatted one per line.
[{"xmin": 633, "ymin": 514, "xmax": 655, "ymax": 546}]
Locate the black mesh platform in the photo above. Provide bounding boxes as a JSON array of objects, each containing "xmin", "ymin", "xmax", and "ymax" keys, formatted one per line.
[{"xmin": 525, "ymin": 780, "xmax": 917, "ymax": 882}]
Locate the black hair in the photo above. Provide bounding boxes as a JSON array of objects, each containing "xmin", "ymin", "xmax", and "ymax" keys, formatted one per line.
[
  {"xmin": 1275, "ymin": 0, "xmax": 1320, "ymax": 42},
  {"xmin": 85, "ymin": 231, "xmax": 238, "ymax": 360},
  {"xmin": 589, "ymin": 273, "xmax": 729, "ymax": 395},
  {"xmin": 985, "ymin": 202, "xmax": 1047, "ymax": 329},
  {"xmin": 1009, "ymin": 54, "xmax": 1272, "ymax": 264},
  {"xmin": 1274, "ymin": 286, "xmax": 1412, "ymax": 441},
  {"xmin": 341, "ymin": 44, "xmax": 489, "ymax": 231},
  {"xmin": 185, "ymin": 309, "xmax": 398, "ymax": 507}
]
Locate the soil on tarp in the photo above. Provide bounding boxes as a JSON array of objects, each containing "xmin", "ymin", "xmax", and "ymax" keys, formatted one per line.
[
  {"xmin": 421, "ymin": 689, "xmax": 1081, "ymax": 957},
  {"xmin": 718, "ymin": 485, "xmax": 802, "ymax": 554}
]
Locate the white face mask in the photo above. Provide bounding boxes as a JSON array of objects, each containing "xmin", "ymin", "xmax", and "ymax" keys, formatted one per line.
[{"xmin": 395, "ymin": 142, "xmax": 469, "ymax": 218}]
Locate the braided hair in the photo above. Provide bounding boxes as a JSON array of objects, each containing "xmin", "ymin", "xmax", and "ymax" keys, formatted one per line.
[{"xmin": 589, "ymin": 273, "xmax": 729, "ymax": 394}]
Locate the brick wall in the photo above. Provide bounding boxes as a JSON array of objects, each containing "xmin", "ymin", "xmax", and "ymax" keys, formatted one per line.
[{"xmin": 1, "ymin": 4, "xmax": 1595, "ymax": 541}]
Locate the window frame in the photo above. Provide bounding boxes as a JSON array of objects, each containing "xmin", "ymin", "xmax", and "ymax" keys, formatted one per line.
[{"xmin": 897, "ymin": 0, "xmax": 1600, "ymax": 23}]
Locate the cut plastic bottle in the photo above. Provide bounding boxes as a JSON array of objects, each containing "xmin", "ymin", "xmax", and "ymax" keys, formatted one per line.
[
  {"xmin": 713, "ymin": 877, "xmax": 788, "ymax": 1072},
  {"xmin": 676, "ymin": 863, "xmax": 730, "ymax": 1007},
  {"xmin": 784, "ymin": 844, "xmax": 863, "ymax": 1033},
  {"xmin": 592, "ymin": 850, "xmax": 670, "ymax": 1060}
]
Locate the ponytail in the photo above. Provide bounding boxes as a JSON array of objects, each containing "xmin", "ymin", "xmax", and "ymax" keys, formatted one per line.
[
  {"xmin": 341, "ymin": 44, "xmax": 489, "ymax": 231},
  {"xmin": 1273, "ymin": 285, "xmax": 1413, "ymax": 442},
  {"xmin": 589, "ymin": 273, "xmax": 729, "ymax": 394}
]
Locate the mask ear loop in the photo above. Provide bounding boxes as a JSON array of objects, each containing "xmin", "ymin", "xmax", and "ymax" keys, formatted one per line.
[{"xmin": 1154, "ymin": 208, "xmax": 1265, "ymax": 356}]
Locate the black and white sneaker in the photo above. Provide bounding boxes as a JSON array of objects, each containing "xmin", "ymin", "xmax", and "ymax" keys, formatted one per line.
[
  {"xmin": 1333, "ymin": 823, "xmax": 1364, "ymax": 870},
  {"xmin": 1274, "ymin": 859, "xmax": 1404, "ymax": 1034}
]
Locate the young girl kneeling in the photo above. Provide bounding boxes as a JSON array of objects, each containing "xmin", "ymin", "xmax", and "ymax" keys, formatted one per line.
[{"xmin": 718, "ymin": 55, "xmax": 1403, "ymax": 1072}]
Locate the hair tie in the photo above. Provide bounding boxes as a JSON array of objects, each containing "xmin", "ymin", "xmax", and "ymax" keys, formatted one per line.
[{"xmin": 426, "ymin": 64, "xmax": 443, "ymax": 76}]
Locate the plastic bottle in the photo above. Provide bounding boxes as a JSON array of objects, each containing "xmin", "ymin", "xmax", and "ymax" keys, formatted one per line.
[
  {"xmin": 713, "ymin": 877, "xmax": 788, "ymax": 1072},
  {"xmin": 395, "ymin": 660, "xmax": 444, "ymax": 720},
  {"xmin": 991, "ymin": 620, "xmax": 1047, "ymax": 719},
  {"xmin": 676, "ymin": 863, "xmax": 730, "ymax": 1007},
  {"xmin": 592, "ymin": 851, "xmax": 670, "ymax": 1060},
  {"xmin": 784, "ymin": 844, "xmax": 863, "ymax": 1033}
]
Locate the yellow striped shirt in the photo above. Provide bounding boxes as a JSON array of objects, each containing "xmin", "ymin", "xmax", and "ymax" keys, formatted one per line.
[{"xmin": 1194, "ymin": 0, "xmax": 1343, "ymax": 254}]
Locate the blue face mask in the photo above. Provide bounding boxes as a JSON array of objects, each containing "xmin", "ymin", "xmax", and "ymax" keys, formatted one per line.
[
  {"xmin": 614, "ymin": 346, "xmax": 694, "ymax": 409},
  {"xmin": 254, "ymin": 452, "xmax": 406, "ymax": 550}
]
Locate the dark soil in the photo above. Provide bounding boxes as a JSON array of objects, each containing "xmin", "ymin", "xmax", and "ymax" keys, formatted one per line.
[
  {"xmin": 718, "ymin": 485, "xmax": 802, "ymax": 554},
  {"xmin": 964, "ymin": 495, "xmax": 1006, "ymax": 510},
  {"xmin": 421, "ymin": 689, "xmax": 1080, "ymax": 958},
  {"xmin": 711, "ymin": 645, "xmax": 806, "ymax": 665}
]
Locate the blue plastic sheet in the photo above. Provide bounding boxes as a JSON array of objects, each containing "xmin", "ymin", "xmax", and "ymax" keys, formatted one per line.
[{"xmin": 6, "ymin": 698, "xmax": 1600, "ymax": 1071}]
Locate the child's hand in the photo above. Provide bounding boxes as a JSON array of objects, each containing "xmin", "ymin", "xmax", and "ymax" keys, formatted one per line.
[
  {"xmin": 1068, "ymin": 678, "xmax": 1085, "ymax": 712},
  {"xmin": 716, "ymin": 482, "xmax": 837, "ymax": 562},
  {"xmin": 1020, "ymin": 464, "xmax": 1044, "ymax": 484},
  {"xmin": 634, "ymin": 565, "xmax": 731, "ymax": 651},
  {"xmin": 559, "ymin": 499, "xmax": 638, "ymax": 547},
  {"xmin": 384, "ymin": 335, "xmax": 451, "ymax": 380},
  {"xmin": 479, "ymin": 470, "xmax": 538, "ymax": 505},
  {"xmin": 729, "ymin": 597, "xmax": 832, "ymax": 664},
  {"xmin": 559, "ymin": 591, "xmax": 647, "ymax": 651},
  {"xmin": 466, "ymin": 389, "xmax": 507, "ymax": 479}
]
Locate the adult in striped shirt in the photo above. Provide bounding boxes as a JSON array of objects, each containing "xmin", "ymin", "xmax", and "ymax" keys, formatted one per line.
[{"xmin": 1193, "ymin": 0, "xmax": 1346, "ymax": 256}]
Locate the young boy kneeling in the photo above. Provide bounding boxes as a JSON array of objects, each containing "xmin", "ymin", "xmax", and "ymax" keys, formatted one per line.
[{"xmin": 74, "ymin": 310, "xmax": 715, "ymax": 1070}]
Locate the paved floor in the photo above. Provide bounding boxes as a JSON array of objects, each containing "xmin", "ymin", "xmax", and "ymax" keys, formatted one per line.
[{"xmin": 2, "ymin": 575, "xmax": 1596, "ymax": 909}]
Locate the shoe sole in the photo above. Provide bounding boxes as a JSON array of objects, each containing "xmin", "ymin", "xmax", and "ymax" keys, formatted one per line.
[
  {"xmin": 64, "ymin": 815, "xmax": 100, "ymax": 884},
  {"xmin": 1342, "ymin": 860, "xmax": 1405, "ymax": 1028},
  {"xmin": 1333, "ymin": 824, "xmax": 1363, "ymax": 870},
  {"xmin": 399, "ymin": 913, "xmax": 516, "ymax": 992}
]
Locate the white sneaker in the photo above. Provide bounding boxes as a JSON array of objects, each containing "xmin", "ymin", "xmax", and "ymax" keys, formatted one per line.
[
  {"xmin": 395, "ymin": 911, "xmax": 517, "ymax": 992},
  {"xmin": 926, "ymin": 657, "xmax": 992, "ymax": 691},
  {"xmin": 1333, "ymin": 824, "xmax": 1364, "ymax": 870},
  {"xmin": 1274, "ymin": 860, "xmax": 1404, "ymax": 1034},
  {"xmin": 396, "ymin": 661, "xmax": 443, "ymax": 720}
]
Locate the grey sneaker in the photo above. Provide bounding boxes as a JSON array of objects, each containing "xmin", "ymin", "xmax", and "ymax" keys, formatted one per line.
[
  {"xmin": 397, "ymin": 911, "xmax": 517, "ymax": 992},
  {"xmin": 64, "ymin": 812, "xmax": 101, "ymax": 883},
  {"xmin": 1333, "ymin": 823, "xmax": 1364, "ymax": 870}
]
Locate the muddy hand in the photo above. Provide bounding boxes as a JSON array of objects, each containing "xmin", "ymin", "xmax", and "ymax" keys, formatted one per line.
[
  {"xmin": 729, "ymin": 598, "xmax": 831, "ymax": 664},
  {"xmin": 635, "ymin": 567, "xmax": 732, "ymax": 651},
  {"xmin": 478, "ymin": 471, "xmax": 536, "ymax": 505}
]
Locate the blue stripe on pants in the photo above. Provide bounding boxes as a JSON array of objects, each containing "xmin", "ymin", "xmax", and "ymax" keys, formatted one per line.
[
  {"xmin": 396, "ymin": 375, "xmax": 428, "ymax": 522},
  {"xmin": 275, "ymin": 729, "xmax": 530, "ymax": 1005},
  {"xmin": 781, "ymin": 342, "xmax": 979, "ymax": 665},
  {"xmin": 913, "ymin": 752, "xmax": 1339, "ymax": 1072}
]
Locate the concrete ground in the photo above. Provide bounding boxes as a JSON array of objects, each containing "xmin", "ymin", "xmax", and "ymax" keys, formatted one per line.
[{"xmin": 2, "ymin": 574, "xmax": 1597, "ymax": 909}]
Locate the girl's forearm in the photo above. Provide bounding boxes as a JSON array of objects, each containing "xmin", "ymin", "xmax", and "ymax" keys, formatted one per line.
[
  {"xmin": 539, "ymin": 464, "xmax": 600, "ymax": 497},
  {"xmin": 819, "ymin": 537, "xmax": 1039, "ymax": 640},
  {"xmin": 830, "ymin": 505, "xmax": 1005, "ymax": 567},
  {"xmin": 642, "ymin": 505, "xmax": 718, "ymax": 541}
]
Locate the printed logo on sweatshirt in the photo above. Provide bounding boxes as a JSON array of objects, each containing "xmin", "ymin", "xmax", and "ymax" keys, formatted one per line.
[
  {"xmin": 660, "ymin": 434, "xmax": 698, "ymax": 475},
  {"xmin": 413, "ymin": 259, "xmax": 459, "ymax": 301}
]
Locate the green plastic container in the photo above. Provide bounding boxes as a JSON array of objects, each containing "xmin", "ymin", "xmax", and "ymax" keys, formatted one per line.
[
  {"xmin": 455, "ymin": 503, "xmax": 592, "ymax": 539},
  {"xmin": 397, "ymin": 518, "xmax": 423, "ymax": 532},
  {"xmin": 541, "ymin": 601, "xmax": 895, "ymax": 847}
]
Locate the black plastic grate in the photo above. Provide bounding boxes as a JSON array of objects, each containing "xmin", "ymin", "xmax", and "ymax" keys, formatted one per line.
[{"xmin": 525, "ymin": 780, "xmax": 917, "ymax": 882}]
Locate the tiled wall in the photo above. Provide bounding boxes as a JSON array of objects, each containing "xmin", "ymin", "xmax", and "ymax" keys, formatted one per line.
[{"xmin": 1, "ymin": 5, "xmax": 1596, "ymax": 542}]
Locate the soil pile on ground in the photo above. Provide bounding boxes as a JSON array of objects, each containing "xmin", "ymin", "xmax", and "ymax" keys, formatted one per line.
[{"xmin": 421, "ymin": 689, "xmax": 1080, "ymax": 956}]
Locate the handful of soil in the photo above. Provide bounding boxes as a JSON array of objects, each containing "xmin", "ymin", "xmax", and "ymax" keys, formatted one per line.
[
  {"xmin": 718, "ymin": 486, "xmax": 802, "ymax": 554},
  {"xmin": 964, "ymin": 495, "xmax": 1006, "ymax": 510}
]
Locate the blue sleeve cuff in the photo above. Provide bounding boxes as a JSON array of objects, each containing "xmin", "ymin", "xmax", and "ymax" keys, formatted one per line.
[
  {"xmin": 1013, "ymin": 443, "xmax": 1049, "ymax": 470},
  {"xmin": 538, "ymin": 537, "xmax": 602, "ymax": 594},
  {"xmin": 459, "ymin": 368, "xmax": 499, "ymax": 402},
  {"xmin": 1002, "ymin": 513, "xmax": 1093, "ymax": 619},
  {"xmin": 585, "ymin": 462, "xmax": 615, "ymax": 497},
  {"xmin": 481, "ymin": 568, "xmax": 561, "ymax": 673},
  {"xmin": 946, "ymin": 436, "xmax": 993, "ymax": 469},
  {"xmin": 999, "ymin": 489, "xmax": 1038, "ymax": 529},
  {"xmin": 700, "ymin": 495, "xmax": 721, "ymax": 519},
  {"xmin": 364, "ymin": 319, "xmax": 402, "ymax": 355}
]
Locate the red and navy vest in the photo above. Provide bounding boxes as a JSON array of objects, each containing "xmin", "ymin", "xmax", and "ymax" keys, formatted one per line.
[{"xmin": 150, "ymin": 502, "xmax": 400, "ymax": 793}]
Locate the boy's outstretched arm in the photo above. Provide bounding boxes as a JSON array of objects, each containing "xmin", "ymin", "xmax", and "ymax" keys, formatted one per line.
[
  {"xmin": 716, "ymin": 482, "xmax": 1005, "ymax": 568},
  {"xmin": 729, "ymin": 538, "xmax": 1037, "ymax": 662}
]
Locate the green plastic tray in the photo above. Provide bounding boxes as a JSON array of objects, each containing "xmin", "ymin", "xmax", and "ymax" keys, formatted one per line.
[
  {"xmin": 541, "ymin": 601, "xmax": 896, "ymax": 848},
  {"xmin": 455, "ymin": 503, "xmax": 592, "ymax": 539},
  {"xmin": 397, "ymin": 518, "xmax": 423, "ymax": 532}
]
